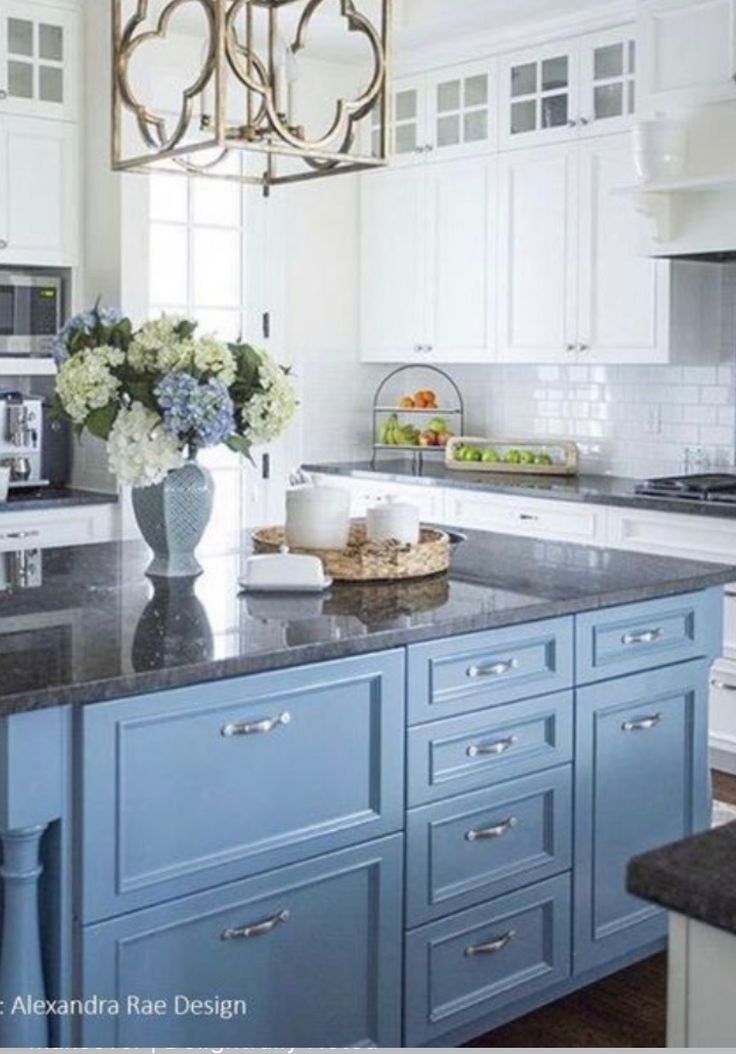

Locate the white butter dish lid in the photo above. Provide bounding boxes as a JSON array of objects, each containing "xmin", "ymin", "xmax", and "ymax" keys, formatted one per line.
[{"xmin": 239, "ymin": 552, "xmax": 332, "ymax": 594}]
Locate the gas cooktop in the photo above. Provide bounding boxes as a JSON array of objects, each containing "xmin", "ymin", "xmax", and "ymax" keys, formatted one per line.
[{"xmin": 635, "ymin": 473, "xmax": 736, "ymax": 503}]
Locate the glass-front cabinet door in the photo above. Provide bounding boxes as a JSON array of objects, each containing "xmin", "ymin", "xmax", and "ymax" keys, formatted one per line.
[
  {"xmin": 0, "ymin": 1, "xmax": 78, "ymax": 121},
  {"xmin": 579, "ymin": 27, "xmax": 637, "ymax": 135},
  {"xmin": 426, "ymin": 59, "xmax": 497, "ymax": 159},
  {"xmin": 370, "ymin": 75, "xmax": 426, "ymax": 165},
  {"xmin": 499, "ymin": 42, "xmax": 580, "ymax": 149}
]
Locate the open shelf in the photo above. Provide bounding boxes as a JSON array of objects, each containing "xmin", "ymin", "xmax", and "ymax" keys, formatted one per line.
[
  {"xmin": 613, "ymin": 173, "xmax": 736, "ymax": 196},
  {"xmin": 374, "ymin": 406, "xmax": 462, "ymax": 415}
]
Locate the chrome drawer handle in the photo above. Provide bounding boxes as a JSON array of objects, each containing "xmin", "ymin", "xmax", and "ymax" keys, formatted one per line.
[
  {"xmin": 0, "ymin": 240, "xmax": 7, "ymax": 250},
  {"xmin": 622, "ymin": 713, "xmax": 662, "ymax": 733},
  {"xmin": 711, "ymin": 679, "xmax": 736, "ymax": 692},
  {"xmin": 621, "ymin": 628, "xmax": 662, "ymax": 646},
  {"xmin": 465, "ymin": 817, "xmax": 517, "ymax": 843},
  {"xmin": 221, "ymin": 712, "xmax": 291, "ymax": 738},
  {"xmin": 1, "ymin": 530, "xmax": 40, "ymax": 541},
  {"xmin": 519, "ymin": 513, "xmax": 539, "ymax": 522},
  {"xmin": 467, "ymin": 659, "xmax": 519, "ymax": 679},
  {"xmin": 221, "ymin": 909, "xmax": 290, "ymax": 941},
  {"xmin": 465, "ymin": 929, "xmax": 516, "ymax": 958},
  {"xmin": 724, "ymin": 590, "xmax": 736, "ymax": 598},
  {"xmin": 467, "ymin": 735, "xmax": 518, "ymax": 759}
]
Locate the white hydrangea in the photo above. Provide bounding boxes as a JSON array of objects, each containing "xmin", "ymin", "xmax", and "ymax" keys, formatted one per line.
[
  {"xmin": 56, "ymin": 345, "xmax": 125, "ymax": 424},
  {"xmin": 193, "ymin": 335, "xmax": 236, "ymax": 385},
  {"xmin": 128, "ymin": 316, "xmax": 194, "ymax": 374},
  {"xmin": 107, "ymin": 402, "xmax": 184, "ymax": 488},
  {"xmin": 242, "ymin": 351, "xmax": 297, "ymax": 445}
]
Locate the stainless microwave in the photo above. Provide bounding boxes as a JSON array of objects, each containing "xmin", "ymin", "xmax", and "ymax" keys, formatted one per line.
[{"xmin": 0, "ymin": 272, "xmax": 62, "ymax": 356}]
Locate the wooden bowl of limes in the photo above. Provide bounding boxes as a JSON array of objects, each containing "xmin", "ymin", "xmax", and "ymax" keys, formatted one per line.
[{"xmin": 445, "ymin": 436, "xmax": 579, "ymax": 476}]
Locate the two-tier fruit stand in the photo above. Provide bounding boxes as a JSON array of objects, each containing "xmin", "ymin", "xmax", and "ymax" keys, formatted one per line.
[{"xmin": 371, "ymin": 365, "xmax": 465, "ymax": 472}]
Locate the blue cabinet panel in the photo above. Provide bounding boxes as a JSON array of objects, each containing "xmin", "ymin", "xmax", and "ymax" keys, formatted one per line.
[
  {"xmin": 407, "ymin": 618, "xmax": 574, "ymax": 725},
  {"xmin": 574, "ymin": 660, "xmax": 710, "ymax": 974},
  {"xmin": 406, "ymin": 767, "xmax": 572, "ymax": 926},
  {"xmin": 407, "ymin": 691, "xmax": 573, "ymax": 806},
  {"xmin": 82, "ymin": 651, "xmax": 405, "ymax": 921},
  {"xmin": 404, "ymin": 874, "xmax": 571, "ymax": 1046},
  {"xmin": 576, "ymin": 589, "xmax": 721, "ymax": 685},
  {"xmin": 82, "ymin": 836, "xmax": 403, "ymax": 1048}
]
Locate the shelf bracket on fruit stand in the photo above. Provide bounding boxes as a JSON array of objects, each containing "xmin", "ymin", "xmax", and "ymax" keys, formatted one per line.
[{"xmin": 371, "ymin": 365, "xmax": 465, "ymax": 473}]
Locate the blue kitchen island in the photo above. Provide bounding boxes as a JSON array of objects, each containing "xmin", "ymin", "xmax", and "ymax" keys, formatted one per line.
[{"xmin": 0, "ymin": 530, "xmax": 732, "ymax": 1047}]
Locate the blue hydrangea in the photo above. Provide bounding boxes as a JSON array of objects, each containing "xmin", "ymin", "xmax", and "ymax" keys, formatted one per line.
[
  {"xmin": 155, "ymin": 372, "xmax": 235, "ymax": 449},
  {"xmin": 52, "ymin": 305, "xmax": 125, "ymax": 365}
]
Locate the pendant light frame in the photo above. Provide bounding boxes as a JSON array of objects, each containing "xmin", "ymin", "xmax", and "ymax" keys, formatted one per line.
[{"xmin": 111, "ymin": 0, "xmax": 391, "ymax": 187}]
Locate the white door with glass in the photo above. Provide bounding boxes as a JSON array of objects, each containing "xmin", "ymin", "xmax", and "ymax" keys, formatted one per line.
[
  {"xmin": 0, "ymin": 1, "xmax": 78, "ymax": 120},
  {"xmin": 579, "ymin": 27, "xmax": 637, "ymax": 136},
  {"xmin": 425, "ymin": 60, "xmax": 497, "ymax": 160},
  {"xmin": 499, "ymin": 41, "xmax": 579, "ymax": 149}
]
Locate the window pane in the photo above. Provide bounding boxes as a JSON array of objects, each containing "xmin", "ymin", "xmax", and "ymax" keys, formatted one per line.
[
  {"xmin": 39, "ymin": 65, "xmax": 63, "ymax": 103},
  {"xmin": 395, "ymin": 123, "xmax": 417, "ymax": 154},
  {"xmin": 465, "ymin": 75, "xmax": 488, "ymax": 108},
  {"xmin": 8, "ymin": 61, "xmax": 33, "ymax": 99},
  {"xmin": 150, "ymin": 224, "xmax": 188, "ymax": 305},
  {"xmin": 464, "ymin": 110, "xmax": 488, "ymax": 142},
  {"xmin": 437, "ymin": 114, "xmax": 460, "ymax": 147},
  {"xmin": 195, "ymin": 309, "xmax": 241, "ymax": 343},
  {"xmin": 541, "ymin": 93, "xmax": 568, "ymax": 128},
  {"xmin": 437, "ymin": 80, "xmax": 460, "ymax": 113},
  {"xmin": 193, "ymin": 177, "xmax": 241, "ymax": 227},
  {"xmin": 511, "ymin": 62, "xmax": 536, "ymax": 97},
  {"xmin": 39, "ymin": 24, "xmax": 63, "ymax": 61},
  {"xmin": 594, "ymin": 43, "xmax": 624, "ymax": 81},
  {"xmin": 192, "ymin": 228, "xmax": 240, "ymax": 307},
  {"xmin": 8, "ymin": 19, "xmax": 33, "ymax": 57},
  {"xmin": 594, "ymin": 83, "xmax": 623, "ymax": 120},
  {"xmin": 395, "ymin": 89, "xmax": 416, "ymax": 121},
  {"xmin": 542, "ymin": 56, "xmax": 568, "ymax": 92},
  {"xmin": 150, "ymin": 174, "xmax": 187, "ymax": 223},
  {"xmin": 511, "ymin": 99, "xmax": 536, "ymax": 134}
]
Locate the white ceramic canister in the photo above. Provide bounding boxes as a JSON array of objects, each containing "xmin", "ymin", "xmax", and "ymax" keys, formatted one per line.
[
  {"xmin": 285, "ymin": 484, "xmax": 351, "ymax": 550},
  {"xmin": 634, "ymin": 117, "xmax": 688, "ymax": 182},
  {"xmin": 366, "ymin": 495, "xmax": 420, "ymax": 545}
]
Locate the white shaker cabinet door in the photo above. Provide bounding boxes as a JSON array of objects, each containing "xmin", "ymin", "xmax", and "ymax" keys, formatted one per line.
[
  {"xmin": 577, "ymin": 134, "xmax": 669, "ymax": 364},
  {"xmin": 0, "ymin": 0, "xmax": 80, "ymax": 121},
  {"xmin": 360, "ymin": 166, "xmax": 426, "ymax": 363},
  {"xmin": 424, "ymin": 157, "xmax": 497, "ymax": 364},
  {"xmin": 497, "ymin": 144, "xmax": 578, "ymax": 363},
  {"xmin": 0, "ymin": 114, "xmax": 80, "ymax": 266}
]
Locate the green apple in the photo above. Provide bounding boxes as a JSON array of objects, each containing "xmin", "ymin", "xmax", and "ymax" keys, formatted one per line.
[{"xmin": 482, "ymin": 448, "xmax": 500, "ymax": 463}]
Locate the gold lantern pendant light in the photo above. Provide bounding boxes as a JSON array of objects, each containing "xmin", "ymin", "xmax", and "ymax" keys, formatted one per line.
[{"xmin": 112, "ymin": 0, "xmax": 391, "ymax": 187}]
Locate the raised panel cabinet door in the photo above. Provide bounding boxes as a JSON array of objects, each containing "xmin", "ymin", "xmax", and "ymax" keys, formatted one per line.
[
  {"xmin": 82, "ymin": 651, "xmax": 405, "ymax": 920},
  {"xmin": 360, "ymin": 166, "xmax": 426, "ymax": 362},
  {"xmin": 498, "ymin": 40, "xmax": 580, "ymax": 150},
  {"xmin": 574, "ymin": 660, "xmax": 711, "ymax": 975},
  {"xmin": 497, "ymin": 144, "xmax": 578, "ymax": 363},
  {"xmin": 578, "ymin": 26, "xmax": 638, "ymax": 136},
  {"xmin": 81, "ymin": 836, "xmax": 403, "ymax": 1048},
  {"xmin": 424, "ymin": 157, "xmax": 496, "ymax": 363},
  {"xmin": 0, "ymin": 1, "xmax": 80, "ymax": 121},
  {"xmin": 638, "ymin": 0, "xmax": 736, "ymax": 110},
  {"xmin": 0, "ymin": 115, "xmax": 79, "ymax": 266},
  {"xmin": 577, "ymin": 134, "xmax": 669, "ymax": 364},
  {"xmin": 426, "ymin": 59, "xmax": 497, "ymax": 161}
]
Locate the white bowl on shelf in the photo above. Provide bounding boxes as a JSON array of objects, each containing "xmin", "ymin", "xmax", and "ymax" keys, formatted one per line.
[{"xmin": 634, "ymin": 118, "xmax": 688, "ymax": 182}]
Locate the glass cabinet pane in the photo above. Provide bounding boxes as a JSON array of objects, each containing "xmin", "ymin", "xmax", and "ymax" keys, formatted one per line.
[
  {"xmin": 395, "ymin": 123, "xmax": 417, "ymax": 155},
  {"xmin": 433, "ymin": 69, "xmax": 490, "ymax": 153},
  {"xmin": 39, "ymin": 66, "xmax": 63, "ymax": 103},
  {"xmin": 542, "ymin": 56, "xmax": 568, "ymax": 91},
  {"xmin": 8, "ymin": 61, "xmax": 33, "ymax": 99},
  {"xmin": 437, "ymin": 114, "xmax": 460, "ymax": 147},
  {"xmin": 39, "ymin": 24, "xmax": 63, "ymax": 62},
  {"xmin": 465, "ymin": 75, "xmax": 488, "ymax": 107},
  {"xmin": 591, "ymin": 36, "xmax": 637, "ymax": 122},
  {"xmin": 511, "ymin": 99, "xmax": 536, "ymax": 134},
  {"xmin": 511, "ymin": 63, "xmax": 536, "ymax": 97},
  {"xmin": 464, "ymin": 110, "xmax": 487, "ymax": 142},
  {"xmin": 594, "ymin": 43, "xmax": 623, "ymax": 80},
  {"xmin": 8, "ymin": 19, "xmax": 33, "ymax": 57},
  {"xmin": 542, "ymin": 94, "xmax": 568, "ymax": 128},
  {"xmin": 395, "ymin": 89, "xmax": 417, "ymax": 122},
  {"xmin": 594, "ymin": 82, "xmax": 623, "ymax": 120},
  {"xmin": 437, "ymin": 80, "xmax": 460, "ymax": 112}
]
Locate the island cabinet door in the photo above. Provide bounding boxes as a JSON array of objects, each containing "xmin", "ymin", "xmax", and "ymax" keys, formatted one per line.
[
  {"xmin": 81, "ymin": 836, "xmax": 403, "ymax": 1049},
  {"xmin": 81, "ymin": 651, "xmax": 405, "ymax": 922},
  {"xmin": 574, "ymin": 660, "xmax": 710, "ymax": 975}
]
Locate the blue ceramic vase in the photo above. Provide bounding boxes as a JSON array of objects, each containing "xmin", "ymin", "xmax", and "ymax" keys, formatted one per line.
[{"xmin": 132, "ymin": 460, "xmax": 214, "ymax": 578}]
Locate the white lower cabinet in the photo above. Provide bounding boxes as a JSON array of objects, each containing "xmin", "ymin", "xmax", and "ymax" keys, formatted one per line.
[
  {"xmin": 0, "ymin": 503, "xmax": 118, "ymax": 551},
  {"xmin": 445, "ymin": 489, "xmax": 607, "ymax": 545}
]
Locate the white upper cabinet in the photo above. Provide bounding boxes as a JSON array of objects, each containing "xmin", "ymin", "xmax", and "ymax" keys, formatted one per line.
[
  {"xmin": 0, "ymin": 1, "xmax": 79, "ymax": 121},
  {"xmin": 638, "ymin": 0, "xmax": 736, "ymax": 111},
  {"xmin": 0, "ymin": 115, "xmax": 80, "ymax": 266},
  {"xmin": 499, "ymin": 25, "xmax": 637, "ymax": 149},
  {"xmin": 370, "ymin": 76, "xmax": 426, "ymax": 164}
]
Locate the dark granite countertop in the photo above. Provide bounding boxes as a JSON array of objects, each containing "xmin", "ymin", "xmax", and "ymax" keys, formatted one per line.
[
  {"xmin": 1, "ymin": 487, "xmax": 118, "ymax": 512},
  {"xmin": 0, "ymin": 528, "xmax": 734, "ymax": 716},
  {"xmin": 628, "ymin": 823, "xmax": 736, "ymax": 935},
  {"xmin": 304, "ymin": 460, "xmax": 736, "ymax": 519}
]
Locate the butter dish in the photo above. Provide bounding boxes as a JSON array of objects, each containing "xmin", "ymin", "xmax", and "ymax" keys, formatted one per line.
[{"xmin": 239, "ymin": 551, "xmax": 332, "ymax": 594}]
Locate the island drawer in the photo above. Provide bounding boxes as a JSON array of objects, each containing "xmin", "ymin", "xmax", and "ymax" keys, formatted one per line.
[
  {"xmin": 406, "ymin": 767, "xmax": 572, "ymax": 926},
  {"xmin": 407, "ymin": 618, "xmax": 574, "ymax": 725},
  {"xmin": 576, "ymin": 590, "xmax": 721, "ymax": 685},
  {"xmin": 407, "ymin": 691, "xmax": 573, "ymax": 806},
  {"xmin": 81, "ymin": 652, "xmax": 405, "ymax": 922},
  {"xmin": 81, "ymin": 835, "xmax": 403, "ymax": 1048},
  {"xmin": 404, "ymin": 873, "xmax": 571, "ymax": 1046}
]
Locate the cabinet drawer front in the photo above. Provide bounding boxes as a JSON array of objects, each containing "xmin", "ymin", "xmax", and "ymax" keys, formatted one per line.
[
  {"xmin": 408, "ymin": 691, "xmax": 573, "ymax": 806},
  {"xmin": 408, "ymin": 617, "xmax": 573, "ymax": 724},
  {"xmin": 405, "ymin": 874, "xmax": 571, "ymax": 1045},
  {"xmin": 406, "ymin": 767, "xmax": 572, "ymax": 926},
  {"xmin": 82, "ymin": 836, "xmax": 403, "ymax": 1048},
  {"xmin": 82, "ymin": 652, "xmax": 405, "ymax": 921},
  {"xmin": 446, "ymin": 492, "xmax": 604, "ymax": 544},
  {"xmin": 576, "ymin": 590, "xmax": 720, "ymax": 684}
]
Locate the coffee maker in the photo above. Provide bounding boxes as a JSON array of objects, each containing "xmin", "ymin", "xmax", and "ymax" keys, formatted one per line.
[{"xmin": 0, "ymin": 391, "xmax": 45, "ymax": 488}]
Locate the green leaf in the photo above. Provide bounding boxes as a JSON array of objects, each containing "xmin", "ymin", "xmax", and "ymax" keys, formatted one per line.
[
  {"xmin": 85, "ymin": 403, "xmax": 118, "ymax": 441},
  {"xmin": 226, "ymin": 434, "xmax": 252, "ymax": 460},
  {"xmin": 126, "ymin": 378, "xmax": 158, "ymax": 411}
]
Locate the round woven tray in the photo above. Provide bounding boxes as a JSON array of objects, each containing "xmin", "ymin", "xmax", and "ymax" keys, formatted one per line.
[{"xmin": 253, "ymin": 522, "xmax": 451, "ymax": 582}]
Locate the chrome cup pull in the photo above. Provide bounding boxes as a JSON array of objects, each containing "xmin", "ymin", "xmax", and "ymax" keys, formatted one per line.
[
  {"xmin": 221, "ymin": 909, "xmax": 290, "ymax": 941},
  {"xmin": 622, "ymin": 713, "xmax": 662, "ymax": 733},
  {"xmin": 221, "ymin": 712, "xmax": 292, "ymax": 738},
  {"xmin": 712, "ymin": 679, "xmax": 736, "ymax": 692},
  {"xmin": 467, "ymin": 735, "xmax": 518, "ymax": 759},
  {"xmin": 621, "ymin": 628, "xmax": 662, "ymax": 646},
  {"xmin": 467, "ymin": 659, "xmax": 519, "ymax": 680},
  {"xmin": 465, "ymin": 817, "xmax": 517, "ymax": 843},
  {"xmin": 465, "ymin": 929, "xmax": 516, "ymax": 957}
]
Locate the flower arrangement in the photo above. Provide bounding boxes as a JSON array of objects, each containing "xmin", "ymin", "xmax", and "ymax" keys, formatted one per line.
[{"xmin": 52, "ymin": 305, "xmax": 297, "ymax": 488}]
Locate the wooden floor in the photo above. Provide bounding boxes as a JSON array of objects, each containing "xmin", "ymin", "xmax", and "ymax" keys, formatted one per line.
[{"xmin": 466, "ymin": 770, "xmax": 736, "ymax": 1049}]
